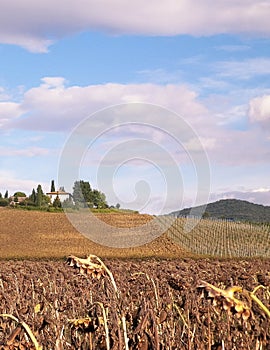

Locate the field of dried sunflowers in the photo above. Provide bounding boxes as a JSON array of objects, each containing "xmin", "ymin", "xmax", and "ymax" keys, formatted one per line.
[
  {"xmin": 0, "ymin": 256, "xmax": 270, "ymax": 349},
  {"xmin": 0, "ymin": 208, "xmax": 270, "ymax": 349}
]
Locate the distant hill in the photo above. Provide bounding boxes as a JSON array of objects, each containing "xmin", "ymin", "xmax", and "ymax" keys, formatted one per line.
[{"xmin": 171, "ymin": 199, "xmax": 270, "ymax": 223}]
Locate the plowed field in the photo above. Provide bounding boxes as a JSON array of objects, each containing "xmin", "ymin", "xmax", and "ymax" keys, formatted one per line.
[{"xmin": 0, "ymin": 208, "xmax": 188, "ymax": 259}]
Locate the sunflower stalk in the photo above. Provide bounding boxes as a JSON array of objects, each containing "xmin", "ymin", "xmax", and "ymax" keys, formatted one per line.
[
  {"xmin": 0, "ymin": 314, "xmax": 42, "ymax": 350},
  {"xmin": 249, "ymin": 285, "xmax": 270, "ymax": 318},
  {"xmin": 67, "ymin": 254, "xmax": 129, "ymax": 350}
]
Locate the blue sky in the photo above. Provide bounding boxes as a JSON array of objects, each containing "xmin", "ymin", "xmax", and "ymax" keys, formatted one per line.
[{"xmin": 1, "ymin": 1, "xmax": 270, "ymax": 214}]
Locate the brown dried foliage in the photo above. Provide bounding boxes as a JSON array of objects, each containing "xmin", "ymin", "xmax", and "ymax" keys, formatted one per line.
[
  {"xmin": 67, "ymin": 255, "xmax": 106, "ymax": 280},
  {"xmin": 0, "ymin": 258, "xmax": 270, "ymax": 349},
  {"xmin": 198, "ymin": 280, "xmax": 251, "ymax": 321}
]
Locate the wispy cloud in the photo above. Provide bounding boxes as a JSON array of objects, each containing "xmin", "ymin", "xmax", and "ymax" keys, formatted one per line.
[
  {"xmin": 215, "ymin": 44, "xmax": 251, "ymax": 52},
  {"xmin": 0, "ymin": 87, "xmax": 11, "ymax": 101},
  {"xmin": 216, "ymin": 57, "xmax": 270, "ymax": 80},
  {"xmin": 198, "ymin": 77, "xmax": 231, "ymax": 91},
  {"xmin": 0, "ymin": 146, "xmax": 49, "ymax": 157},
  {"xmin": 136, "ymin": 69, "xmax": 183, "ymax": 84}
]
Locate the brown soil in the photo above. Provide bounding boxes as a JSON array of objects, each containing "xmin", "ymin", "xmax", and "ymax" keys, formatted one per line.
[{"xmin": 0, "ymin": 208, "xmax": 188, "ymax": 259}]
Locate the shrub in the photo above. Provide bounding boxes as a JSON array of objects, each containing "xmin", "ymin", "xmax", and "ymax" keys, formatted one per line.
[{"xmin": 0, "ymin": 199, "xmax": 9, "ymax": 207}]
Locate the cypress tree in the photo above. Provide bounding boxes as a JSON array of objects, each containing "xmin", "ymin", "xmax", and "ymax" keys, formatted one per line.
[
  {"xmin": 29, "ymin": 188, "xmax": 36, "ymax": 204},
  {"xmin": 36, "ymin": 184, "xmax": 43, "ymax": 207},
  {"xmin": 51, "ymin": 180, "xmax": 56, "ymax": 192}
]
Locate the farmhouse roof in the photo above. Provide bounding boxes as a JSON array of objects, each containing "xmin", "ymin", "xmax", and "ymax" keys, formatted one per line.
[{"xmin": 46, "ymin": 190, "xmax": 70, "ymax": 195}]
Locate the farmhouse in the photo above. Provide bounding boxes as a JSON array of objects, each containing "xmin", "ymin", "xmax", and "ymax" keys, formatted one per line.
[
  {"xmin": 9, "ymin": 196, "xmax": 27, "ymax": 206},
  {"xmin": 46, "ymin": 189, "xmax": 71, "ymax": 203}
]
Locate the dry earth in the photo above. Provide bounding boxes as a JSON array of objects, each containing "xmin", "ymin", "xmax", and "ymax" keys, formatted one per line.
[{"xmin": 0, "ymin": 208, "xmax": 188, "ymax": 259}]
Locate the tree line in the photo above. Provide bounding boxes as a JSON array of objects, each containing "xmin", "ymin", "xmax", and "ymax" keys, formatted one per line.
[{"xmin": 0, "ymin": 180, "xmax": 109, "ymax": 210}]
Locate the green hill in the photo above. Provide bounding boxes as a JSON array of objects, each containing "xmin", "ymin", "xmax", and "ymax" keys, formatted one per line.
[{"xmin": 171, "ymin": 199, "xmax": 270, "ymax": 223}]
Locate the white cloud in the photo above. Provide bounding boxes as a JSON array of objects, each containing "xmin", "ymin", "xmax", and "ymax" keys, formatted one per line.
[
  {"xmin": 249, "ymin": 94, "xmax": 270, "ymax": 127},
  {"xmin": 0, "ymin": 34, "xmax": 53, "ymax": 53},
  {"xmin": 8, "ymin": 79, "xmax": 210, "ymax": 132},
  {"xmin": 1, "ymin": 1, "xmax": 270, "ymax": 52},
  {"xmin": 210, "ymin": 128, "xmax": 270, "ymax": 166},
  {"xmin": 41, "ymin": 77, "xmax": 67, "ymax": 88},
  {"xmin": 183, "ymin": 136, "xmax": 216, "ymax": 152},
  {"xmin": 0, "ymin": 102, "xmax": 24, "ymax": 128},
  {"xmin": 210, "ymin": 188, "xmax": 270, "ymax": 206},
  {"xmin": 252, "ymin": 187, "xmax": 270, "ymax": 193},
  {"xmin": 0, "ymin": 170, "xmax": 49, "ymax": 196},
  {"xmin": 1, "ymin": 77, "xmax": 270, "ymax": 170}
]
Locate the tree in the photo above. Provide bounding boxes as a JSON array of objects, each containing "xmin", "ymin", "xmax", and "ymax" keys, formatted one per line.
[
  {"xmin": 14, "ymin": 191, "xmax": 26, "ymax": 197},
  {"xmin": 4, "ymin": 190, "xmax": 8, "ymax": 199},
  {"xmin": 92, "ymin": 189, "xmax": 107, "ymax": 209},
  {"xmin": 0, "ymin": 193, "xmax": 2, "ymax": 198},
  {"xmin": 62, "ymin": 197, "xmax": 74, "ymax": 209},
  {"xmin": 81, "ymin": 181, "xmax": 92, "ymax": 203},
  {"xmin": 203, "ymin": 211, "xmax": 210, "ymax": 219},
  {"xmin": 0, "ymin": 198, "xmax": 8, "ymax": 207},
  {"xmin": 36, "ymin": 184, "xmax": 43, "ymax": 207},
  {"xmin": 29, "ymin": 189, "xmax": 36, "ymax": 204},
  {"xmin": 99, "ymin": 192, "xmax": 108, "ymax": 208},
  {"xmin": 35, "ymin": 184, "xmax": 50, "ymax": 208},
  {"xmin": 51, "ymin": 180, "xmax": 56, "ymax": 192},
  {"xmin": 72, "ymin": 180, "xmax": 107, "ymax": 208},
  {"xmin": 53, "ymin": 195, "xmax": 62, "ymax": 208},
  {"xmin": 73, "ymin": 180, "xmax": 92, "ymax": 207},
  {"xmin": 116, "ymin": 203, "xmax": 121, "ymax": 209},
  {"xmin": 73, "ymin": 181, "xmax": 86, "ymax": 207}
]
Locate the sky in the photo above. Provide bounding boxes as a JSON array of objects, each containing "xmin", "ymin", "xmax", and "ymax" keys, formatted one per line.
[{"xmin": 1, "ymin": 0, "xmax": 270, "ymax": 214}]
